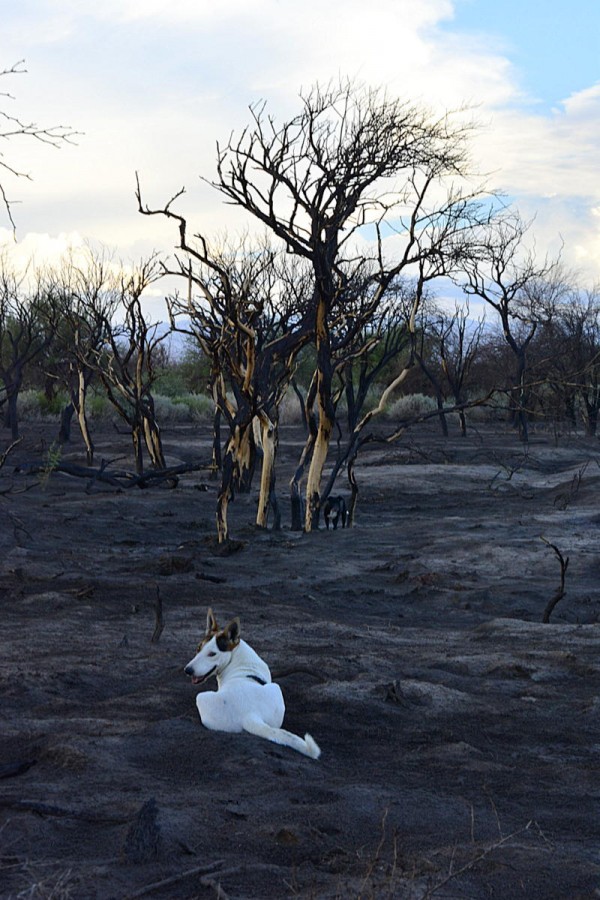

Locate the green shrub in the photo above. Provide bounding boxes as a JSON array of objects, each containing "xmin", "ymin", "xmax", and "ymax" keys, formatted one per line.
[
  {"xmin": 40, "ymin": 392, "xmax": 69, "ymax": 416},
  {"xmin": 86, "ymin": 393, "xmax": 112, "ymax": 419},
  {"xmin": 17, "ymin": 390, "xmax": 68, "ymax": 420},
  {"xmin": 384, "ymin": 393, "xmax": 438, "ymax": 420},
  {"xmin": 175, "ymin": 393, "xmax": 214, "ymax": 423},
  {"xmin": 152, "ymin": 394, "xmax": 192, "ymax": 423}
]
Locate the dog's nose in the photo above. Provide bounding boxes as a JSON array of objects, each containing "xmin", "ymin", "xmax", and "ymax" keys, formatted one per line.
[{"xmin": 184, "ymin": 665, "xmax": 193, "ymax": 676}]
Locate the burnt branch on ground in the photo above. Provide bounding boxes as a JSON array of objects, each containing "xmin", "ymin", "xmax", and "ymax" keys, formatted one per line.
[
  {"xmin": 13, "ymin": 459, "xmax": 213, "ymax": 490},
  {"xmin": 541, "ymin": 537, "xmax": 570, "ymax": 623}
]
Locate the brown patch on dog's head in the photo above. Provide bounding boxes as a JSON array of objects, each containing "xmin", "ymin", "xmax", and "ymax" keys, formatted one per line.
[
  {"xmin": 216, "ymin": 617, "xmax": 241, "ymax": 652},
  {"xmin": 197, "ymin": 610, "xmax": 241, "ymax": 652},
  {"xmin": 196, "ymin": 607, "xmax": 220, "ymax": 650}
]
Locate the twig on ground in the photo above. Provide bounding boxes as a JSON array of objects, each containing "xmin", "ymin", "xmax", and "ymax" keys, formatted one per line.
[
  {"xmin": 422, "ymin": 821, "xmax": 534, "ymax": 898},
  {"xmin": 151, "ymin": 585, "xmax": 164, "ymax": 643},
  {"xmin": 541, "ymin": 537, "xmax": 569, "ymax": 623},
  {"xmin": 0, "ymin": 437, "xmax": 22, "ymax": 470},
  {"xmin": 7, "ymin": 511, "xmax": 32, "ymax": 542},
  {"xmin": 200, "ymin": 869, "xmax": 239, "ymax": 899},
  {"xmin": 358, "ymin": 807, "xmax": 397, "ymax": 898},
  {"xmin": 124, "ymin": 861, "xmax": 226, "ymax": 899}
]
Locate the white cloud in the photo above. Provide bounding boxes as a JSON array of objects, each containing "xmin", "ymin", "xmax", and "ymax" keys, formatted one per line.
[{"xmin": 2, "ymin": 0, "xmax": 599, "ymax": 288}]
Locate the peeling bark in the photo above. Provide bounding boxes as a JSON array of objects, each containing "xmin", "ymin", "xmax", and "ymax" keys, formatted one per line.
[{"xmin": 256, "ymin": 414, "xmax": 280, "ymax": 530}]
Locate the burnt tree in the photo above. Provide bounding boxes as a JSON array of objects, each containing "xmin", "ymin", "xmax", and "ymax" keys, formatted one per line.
[
  {"xmin": 136, "ymin": 184, "xmax": 314, "ymax": 541},
  {"xmin": 461, "ymin": 215, "xmax": 562, "ymax": 443},
  {"xmin": 82, "ymin": 256, "xmax": 168, "ymax": 474},
  {"xmin": 163, "ymin": 243, "xmax": 312, "ymax": 541},
  {"xmin": 536, "ymin": 286, "xmax": 600, "ymax": 435},
  {"xmin": 212, "ymin": 80, "xmax": 491, "ymax": 530},
  {"xmin": 47, "ymin": 249, "xmax": 121, "ymax": 464},
  {"xmin": 0, "ymin": 258, "xmax": 57, "ymax": 439}
]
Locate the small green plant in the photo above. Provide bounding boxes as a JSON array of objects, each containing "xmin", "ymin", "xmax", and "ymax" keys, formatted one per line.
[{"xmin": 40, "ymin": 441, "xmax": 62, "ymax": 489}]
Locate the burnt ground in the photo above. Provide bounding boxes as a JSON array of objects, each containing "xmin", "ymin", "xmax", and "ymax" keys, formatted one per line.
[{"xmin": 0, "ymin": 420, "xmax": 599, "ymax": 899}]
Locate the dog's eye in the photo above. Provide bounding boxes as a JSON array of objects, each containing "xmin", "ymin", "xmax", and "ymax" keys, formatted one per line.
[{"xmin": 207, "ymin": 651, "xmax": 217, "ymax": 657}]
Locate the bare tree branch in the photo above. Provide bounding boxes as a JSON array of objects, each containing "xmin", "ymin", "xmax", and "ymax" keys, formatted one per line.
[{"xmin": 0, "ymin": 61, "xmax": 79, "ymax": 233}]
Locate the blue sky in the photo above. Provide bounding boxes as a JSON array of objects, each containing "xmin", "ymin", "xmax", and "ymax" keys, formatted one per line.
[
  {"xmin": 1, "ymin": 0, "xmax": 599, "ymax": 312},
  {"xmin": 449, "ymin": 0, "xmax": 599, "ymax": 108}
]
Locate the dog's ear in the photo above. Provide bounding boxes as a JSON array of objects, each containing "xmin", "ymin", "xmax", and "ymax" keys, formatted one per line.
[
  {"xmin": 206, "ymin": 607, "xmax": 219, "ymax": 635},
  {"xmin": 216, "ymin": 617, "xmax": 241, "ymax": 651}
]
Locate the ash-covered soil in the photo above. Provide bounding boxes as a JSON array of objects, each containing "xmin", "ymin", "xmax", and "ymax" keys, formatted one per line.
[{"xmin": 1, "ymin": 422, "xmax": 599, "ymax": 899}]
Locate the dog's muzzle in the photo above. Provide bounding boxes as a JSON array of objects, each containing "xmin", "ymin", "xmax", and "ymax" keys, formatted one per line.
[{"xmin": 185, "ymin": 664, "xmax": 217, "ymax": 685}]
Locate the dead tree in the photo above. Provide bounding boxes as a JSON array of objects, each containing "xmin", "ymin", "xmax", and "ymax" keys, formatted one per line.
[
  {"xmin": 419, "ymin": 301, "xmax": 486, "ymax": 438},
  {"xmin": 212, "ymin": 80, "xmax": 491, "ymax": 530},
  {"xmin": 412, "ymin": 298, "xmax": 451, "ymax": 437},
  {"xmin": 45, "ymin": 249, "xmax": 121, "ymax": 464},
  {"xmin": 460, "ymin": 214, "xmax": 563, "ymax": 443},
  {"xmin": 0, "ymin": 257, "xmax": 57, "ymax": 439},
  {"xmin": 536, "ymin": 286, "xmax": 600, "ymax": 435},
  {"xmin": 316, "ymin": 279, "xmax": 416, "ymax": 524},
  {"xmin": 134, "ymin": 196, "xmax": 313, "ymax": 541},
  {"xmin": 0, "ymin": 61, "xmax": 77, "ymax": 232},
  {"xmin": 82, "ymin": 256, "xmax": 168, "ymax": 474}
]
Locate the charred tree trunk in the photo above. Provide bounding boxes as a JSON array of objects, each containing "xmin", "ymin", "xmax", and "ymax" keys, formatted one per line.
[
  {"xmin": 347, "ymin": 453, "xmax": 359, "ymax": 527},
  {"xmin": 60, "ymin": 370, "xmax": 94, "ymax": 464},
  {"xmin": 256, "ymin": 414, "xmax": 280, "ymax": 530},
  {"xmin": 233, "ymin": 423, "xmax": 256, "ymax": 493},
  {"xmin": 5, "ymin": 389, "xmax": 19, "ymax": 440},
  {"xmin": 513, "ymin": 349, "xmax": 529, "ymax": 444},
  {"xmin": 290, "ymin": 379, "xmax": 318, "ymax": 531},
  {"xmin": 215, "ymin": 420, "xmax": 254, "ymax": 542},
  {"xmin": 304, "ymin": 298, "xmax": 334, "ymax": 532},
  {"xmin": 143, "ymin": 416, "xmax": 167, "ymax": 469},
  {"xmin": 132, "ymin": 423, "xmax": 144, "ymax": 475},
  {"xmin": 564, "ymin": 394, "xmax": 577, "ymax": 430},
  {"xmin": 583, "ymin": 399, "xmax": 599, "ymax": 437},
  {"xmin": 76, "ymin": 370, "xmax": 95, "ymax": 466},
  {"xmin": 290, "ymin": 377, "xmax": 308, "ymax": 433},
  {"xmin": 58, "ymin": 402, "xmax": 75, "ymax": 444},
  {"xmin": 435, "ymin": 393, "xmax": 449, "ymax": 437},
  {"xmin": 216, "ymin": 447, "xmax": 235, "ymax": 543},
  {"xmin": 211, "ymin": 407, "xmax": 222, "ymax": 476}
]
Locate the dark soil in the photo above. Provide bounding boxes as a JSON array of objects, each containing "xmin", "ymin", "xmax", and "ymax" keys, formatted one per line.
[{"xmin": 1, "ymin": 421, "xmax": 599, "ymax": 899}]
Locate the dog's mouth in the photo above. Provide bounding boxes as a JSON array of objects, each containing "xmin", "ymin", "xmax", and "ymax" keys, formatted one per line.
[{"xmin": 190, "ymin": 665, "xmax": 217, "ymax": 685}]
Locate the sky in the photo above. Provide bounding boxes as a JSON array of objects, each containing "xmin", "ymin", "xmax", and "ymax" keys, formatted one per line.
[{"xmin": 1, "ymin": 0, "xmax": 599, "ymax": 315}]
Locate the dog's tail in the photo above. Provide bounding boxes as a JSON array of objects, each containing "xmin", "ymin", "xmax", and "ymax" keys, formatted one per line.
[{"xmin": 243, "ymin": 717, "xmax": 321, "ymax": 759}]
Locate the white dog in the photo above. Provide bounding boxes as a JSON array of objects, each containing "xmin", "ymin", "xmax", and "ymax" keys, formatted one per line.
[{"xmin": 184, "ymin": 609, "xmax": 321, "ymax": 759}]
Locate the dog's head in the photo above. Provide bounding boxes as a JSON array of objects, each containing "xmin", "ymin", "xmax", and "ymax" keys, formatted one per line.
[{"xmin": 184, "ymin": 608, "xmax": 241, "ymax": 685}]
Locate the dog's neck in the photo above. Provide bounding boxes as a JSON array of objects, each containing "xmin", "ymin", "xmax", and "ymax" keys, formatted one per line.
[{"xmin": 216, "ymin": 639, "xmax": 272, "ymax": 688}]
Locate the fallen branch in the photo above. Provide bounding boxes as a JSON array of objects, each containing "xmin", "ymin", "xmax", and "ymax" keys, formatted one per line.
[
  {"xmin": 14, "ymin": 459, "xmax": 212, "ymax": 490},
  {"xmin": 0, "ymin": 798, "xmax": 128, "ymax": 823},
  {"xmin": 1, "ymin": 437, "xmax": 22, "ymax": 470},
  {"xmin": 124, "ymin": 861, "xmax": 227, "ymax": 899},
  {"xmin": 541, "ymin": 537, "xmax": 569, "ymax": 623}
]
